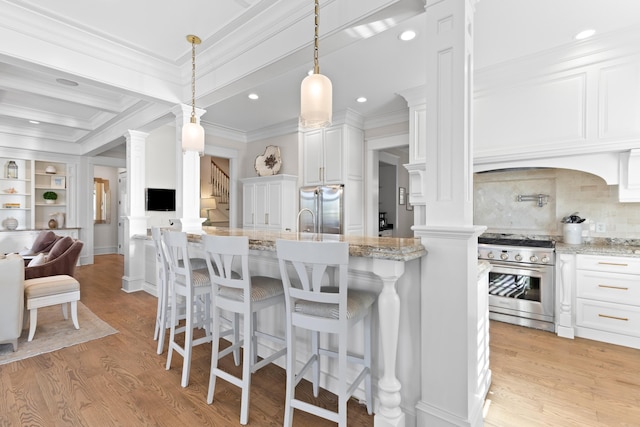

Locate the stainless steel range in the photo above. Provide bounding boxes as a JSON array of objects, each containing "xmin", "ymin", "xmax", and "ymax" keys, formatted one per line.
[{"xmin": 478, "ymin": 237, "xmax": 556, "ymax": 332}]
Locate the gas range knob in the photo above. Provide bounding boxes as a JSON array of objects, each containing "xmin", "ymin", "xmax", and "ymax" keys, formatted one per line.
[
  {"xmin": 514, "ymin": 254, "xmax": 523, "ymax": 262},
  {"xmin": 530, "ymin": 255, "xmax": 539, "ymax": 263},
  {"xmin": 500, "ymin": 253, "xmax": 509, "ymax": 260},
  {"xmin": 487, "ymin": 252, "xmax": 495, "ymax": 259},
  {"xmin": 541, "ymin": 256, "xmax": 550, "ymax": 263}
]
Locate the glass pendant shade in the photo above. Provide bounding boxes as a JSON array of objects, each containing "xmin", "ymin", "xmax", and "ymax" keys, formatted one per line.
[
  {"xmin": 300, "ymin": 73, "xmax": 332, "ymax": 128},
  {"xmin": 182, "ymin": 119, "xmax": 205, "ymax": 154}
]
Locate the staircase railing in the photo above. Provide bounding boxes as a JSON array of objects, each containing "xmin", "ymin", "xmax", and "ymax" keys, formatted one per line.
[{"xmin": 210, "ymin": 160, "xmax": 230, "ymax": 204}]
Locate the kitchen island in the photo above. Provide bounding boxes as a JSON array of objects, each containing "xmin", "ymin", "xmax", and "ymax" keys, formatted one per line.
[{"xmin": 129, "ymin": 227, "xmax": 426, "ymax": 426}]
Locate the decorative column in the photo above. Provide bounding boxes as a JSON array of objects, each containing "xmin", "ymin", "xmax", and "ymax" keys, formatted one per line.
[
  {"xmin": 413, "ymin": 1, "xmax": 487, "ymax": 426},
  {"xmin": 557, "ymin": 253, "xmax": 576, "ymax": 338},
  {"xmin": 372, "ymin": 259, "xmax": 405, "ymax": 427},
  {"xmin": 172, "ymin": 104, "xmax": 206, "ymax": 234},
  {"xmin": 122, "ymin": 130, "xmax": 149, "ymax": 292}
]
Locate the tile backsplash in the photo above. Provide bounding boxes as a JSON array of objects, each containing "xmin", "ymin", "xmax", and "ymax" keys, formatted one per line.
[{"xmin": 474, "ymin": 168, "xmax": 640, "ymax": 240}]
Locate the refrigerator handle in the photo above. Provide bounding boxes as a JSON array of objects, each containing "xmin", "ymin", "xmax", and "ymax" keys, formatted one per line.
[{"xmin": 314, "ymin": 189, "xmax": 320, "ymax": 233}]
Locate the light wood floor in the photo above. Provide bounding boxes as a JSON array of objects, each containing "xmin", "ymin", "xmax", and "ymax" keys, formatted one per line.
[
  {"xmin": 485, "ymin": 320, "xmax": 640, "ymax": 426},
  {"xmin": 1, "ymin": 254, "xmax": 639, "ymax": 426}
]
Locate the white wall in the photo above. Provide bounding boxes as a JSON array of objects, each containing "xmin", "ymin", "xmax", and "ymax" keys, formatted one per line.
[{"xmin": 144, "ymin": 125, "xmax": 178, "ymax": 227}]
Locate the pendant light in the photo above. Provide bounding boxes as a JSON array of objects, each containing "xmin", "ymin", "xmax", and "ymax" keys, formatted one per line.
[
  {"xmin": 182, "ymin": 34, "xmax": 205, "ymax": 155},
  {"xmin": 300, "ymin": 0, "xmax": 332, "ymax": 129}
]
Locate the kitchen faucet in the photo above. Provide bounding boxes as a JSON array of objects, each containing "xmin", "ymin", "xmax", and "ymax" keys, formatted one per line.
[{"xmin": 297, "ymin": 208, "xmax": 316, "ymax": 233}]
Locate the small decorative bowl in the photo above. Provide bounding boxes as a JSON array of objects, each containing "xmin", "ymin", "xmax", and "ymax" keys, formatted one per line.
[{"xmin": 3, "ymin": 217, "xmax": 18, "ymax": 230}]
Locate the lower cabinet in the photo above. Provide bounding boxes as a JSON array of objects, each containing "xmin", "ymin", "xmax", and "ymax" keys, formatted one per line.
[
  {"xmin": 241, "ymin": 175, "xmax": 297, "ymax": 231},
  {"xmin": 575, "ymin": 254, "xmax": 640, "ymax": 348}
]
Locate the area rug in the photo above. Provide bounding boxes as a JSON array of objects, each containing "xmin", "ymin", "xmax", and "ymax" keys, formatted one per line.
[{"xmin": 0, "ymin": 301, "xmax": 118, "ymax": 365}]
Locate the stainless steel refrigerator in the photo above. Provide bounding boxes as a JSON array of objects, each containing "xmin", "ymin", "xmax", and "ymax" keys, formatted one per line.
[{"xmin": 298, "ymin": 185, "xmax": 344, "ymax": 234}]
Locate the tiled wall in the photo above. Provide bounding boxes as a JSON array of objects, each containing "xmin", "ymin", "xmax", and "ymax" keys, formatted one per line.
[{"xmin": 474, "ymin": 168, "xmax": 640, "ymax": 240}]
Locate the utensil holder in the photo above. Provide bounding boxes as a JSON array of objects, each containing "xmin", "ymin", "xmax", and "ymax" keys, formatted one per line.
[{"xmin": 563, "ymin": 223, "xmax": 583, "ymax": 245}]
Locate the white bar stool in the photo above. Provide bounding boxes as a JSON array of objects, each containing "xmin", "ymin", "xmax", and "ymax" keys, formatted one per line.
[
  {"xmin": 163, "ymin": 230, "xmax": 212, "ymax": 387},
  {"xmin": 203, "ymin": 235, "xmax": 286, "ymax": 425},
  {"xmin": 276, "ymin": 239, "xmax": 375, "ymax": 427}
]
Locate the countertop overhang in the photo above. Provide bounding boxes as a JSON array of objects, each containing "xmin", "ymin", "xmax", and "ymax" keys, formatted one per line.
[{"xmin": 140, "ymin": 227, "xmax": 427, "ymax": 262}]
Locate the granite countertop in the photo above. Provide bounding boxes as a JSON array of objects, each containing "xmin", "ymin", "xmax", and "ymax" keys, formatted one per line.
[
  {"xmin": 141, "ymin": 227, "xmax": 427, "ymax": 262},
  {"xmin": 480, "ymin": 232, "xmax": 640, "ymax": 258},
  {"xmin": 556, "ymin": 241, "xmax": 640, "ymax": 257}
]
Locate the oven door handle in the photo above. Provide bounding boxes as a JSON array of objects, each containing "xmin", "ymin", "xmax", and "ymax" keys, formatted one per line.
[{"xmin": 489, "ymin": 263, "xmax": 547, "ymax": 275}]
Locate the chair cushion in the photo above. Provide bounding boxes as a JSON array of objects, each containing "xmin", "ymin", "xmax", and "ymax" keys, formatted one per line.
[
  {"xmin": 175, "ymin": 268, "xmax": 210, "ymax": 288},
  {"xmin": 46, "ymin": 236, "xmax": 74, "ymax": 261},
  {"xmin": 27, "ymin": 253, "xmax": 46, "ymax": 267},
  {"xmin": 30, "ymin": 231, "xmax": 59, "ymax": 253},
  {"xmin": 218, "ymin": 276, "xmax": 283, "ymax": 302},
  {"xmin": 295, "ymin": 289, "xmax": 376, "ymax": 319},
  {"xmin": 24, "ymin": 275, "xmax": 79, "ymax": 298}
]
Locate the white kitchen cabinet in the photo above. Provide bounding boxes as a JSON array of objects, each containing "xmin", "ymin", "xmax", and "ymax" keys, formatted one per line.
[
  {"xmin": 575, "ymin": 254, "xmax": 640, "ymax": 349},
  {"xmin": 302, "ymin": 126, "xmax": 345, "ymax": 185},
  {"xmin": 301, "ymin": 121, "xmax": 365, "ymax": 235},
  {"xmin": 241, "ymin": 175, "xmax": 297, "ymax": 231}
]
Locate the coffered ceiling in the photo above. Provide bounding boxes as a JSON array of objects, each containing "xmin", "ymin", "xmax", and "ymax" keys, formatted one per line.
[{"xmin": 2, "ymin": 0, "xmax": 640, "ymax": 158}]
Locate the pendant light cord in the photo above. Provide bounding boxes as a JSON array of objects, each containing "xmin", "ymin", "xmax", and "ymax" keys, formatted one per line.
[
  {"xmin": 313, "ymin": 0, "xmax": 320, "ymax": 74},
  {"xmin": 190, "ymin": 38, "xmax": 197, "ymax": 124}
]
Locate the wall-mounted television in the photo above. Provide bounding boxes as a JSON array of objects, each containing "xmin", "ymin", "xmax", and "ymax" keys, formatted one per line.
[{"xmin": 146, "ymin": 188, "xmax": 176, "ymax": 211}]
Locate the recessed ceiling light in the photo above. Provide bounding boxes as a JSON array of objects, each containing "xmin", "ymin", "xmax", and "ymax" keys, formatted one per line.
[
  {"xmin": 248, "ymin": 93, "xmax": 259, "ymax": 100},
  {"xmin": 56, "ymin": 78, "xmax": 79, "ymax": 86},
  {"xmin": 356, "ymin": 97, "xmax": 367, "ymax": 103},
  {"xmin": 29, "ymin": 120, "xmax": 40, "ymax": 124},
  {"xmin": 399, "ymin": 30, "xmax": 416, "ymax": 41},
  {"xmin": 575, "ymin": 29, "xmax": 595, "ymax": 40}
]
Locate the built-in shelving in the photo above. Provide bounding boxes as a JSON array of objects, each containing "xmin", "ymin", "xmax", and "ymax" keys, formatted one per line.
[{"xmin": 0, "ymin": 158, "xmax": 70, "ymax": 231}]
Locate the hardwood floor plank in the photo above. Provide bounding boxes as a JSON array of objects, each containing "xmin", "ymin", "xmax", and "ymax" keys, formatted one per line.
[
  {"xmin": 5, "ymin": 254, "xmax": 639, "ymax": 426},
  {"xmin": 485, "ymin": 320, "xmax": 640, "ymax": 426}
]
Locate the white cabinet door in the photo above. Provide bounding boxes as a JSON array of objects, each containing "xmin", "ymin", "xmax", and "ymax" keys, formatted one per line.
[
  {"xmin": 303, "ymin": 129, "xmax": 324, "ymax": 186},
  {"xmin": 255, "ymin": 182, "xmax": 269, "ymax": 228},
  {"xmin": 323, "ymin": 126, "xmax": 343, "ymax": 184},
  {"xmin": 242, "ymin": 183, "xmax": 255, "ymax": 227},
  {"xmin": 267, "ymin": 181, "xmax": 283, "ymax": 228}
]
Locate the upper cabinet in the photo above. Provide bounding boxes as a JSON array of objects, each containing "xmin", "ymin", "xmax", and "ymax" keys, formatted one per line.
[
  {"xmin": 303, "ymin": 126, "xmax": 346, "ymax": 186},
  {"xmin": 302, "ymin": 124, "xmax": 364, "ymax": 185},
  {"xmin": 0, "ymin": 156, "xmax": 73, "ymax": 231}
]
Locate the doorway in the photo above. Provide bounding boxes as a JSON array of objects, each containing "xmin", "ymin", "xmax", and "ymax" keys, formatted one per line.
[{"xmin": 365, "ymin": 134, "xmax": 414, "ymax": 237}]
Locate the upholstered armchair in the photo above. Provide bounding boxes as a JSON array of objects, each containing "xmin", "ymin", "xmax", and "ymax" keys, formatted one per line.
[
  {"xmin": 24, "ymin": 236, "xmax": 83, "ymax": 280},
  {"xmin": 18, "ymin": 230, "xmax": 61, "ymax": 262},
  {"xmin": 0, "ymin": 254, "xmax": 25, "ymax": 351}
]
